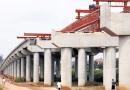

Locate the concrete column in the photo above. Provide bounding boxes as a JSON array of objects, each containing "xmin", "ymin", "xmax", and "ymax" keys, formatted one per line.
[
  {"xmin": 44, "ymin": 49, "xmax": 52, "ymax": 86},
  {"xmin": 8, "ymin": 66, "xmax": 10, "ymax": 76},
  {"xmin": 104, "ymin": 47, "xmax": 116, "ymax": 90},
  {"xmin": 17, "ymin": 60, "xmax": 21, "ymax": 78},
  {"xmin": 8, "ymin": 65, "xmax": 10, "ymax": 76},
  {"xmin": 30, "ymin": 59, "xmax": 33, "ymax": 81},
  {"xmin": 40, "ymin": 58, "xmax": 44, "ymax": 80},
  {"xmin": 14, "ymin": 60, "xmax": 17, "ymax": 78},
  {"xmin": 12, "ymin": 62, "xmax": 14, "ymax": 77},
  {"xmin": 10, "ymin": 64, "xmax": 12, "ymax": 76},
  {"xmin": 51, "ymin": 58, "xmax": 54, "ymax": 83},
  {"xmin": 75, "ymin": 57, "xmax": 78, "ymax": 79},
  {"xmin": 78, "ymin": 48, "xmax": 86, "ymax": 86},
  {"xmin": 26, "ymin": 55, "xmax": 31, "ymax": 82},
  {"xmin": 9, "ymin": 64, "xmax": 11, "ymax": 76},
  {"xmin": 103, "ymin": 49, "xmax": 106, "ymax": 86},
  {"xmin": 21, "ymin": 58, "xmax": 25, "ymax": 78},
  {"xmin": 7, "ymin": 65, "xmax": 10, "ymax": 76},
  {"xmin": 33, "ymin": 52, "xmax": 40, "ymax": 83},
  {"xmin": 89, "ymin": 54, "xmax": 94, "ymax": 82},
  {"xmin": 119, "ymin": 36, "xmax": 130, "ymax": 90},
  {"xmin": 56, "ymin": 60, "xmax": 61, "ymax": 78},
  {"xmin": 10, "ymin": 63, "xmax": 12, "ymax": 77},
  {"xmin": 61, "ymin": 48, "xmax": 72, "ymax": 87},
  {"xmin": 7, "ymin": 66, "xmax": 9, "ymax": 76},
  {"xmin": 11, "ymin": 63, "xmax": 14, "ymax": 77}
]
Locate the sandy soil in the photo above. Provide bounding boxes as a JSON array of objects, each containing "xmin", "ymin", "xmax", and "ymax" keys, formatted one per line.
[{"xmin": 0, "ymin": 76, "xmax": 57, "ymax": 90}]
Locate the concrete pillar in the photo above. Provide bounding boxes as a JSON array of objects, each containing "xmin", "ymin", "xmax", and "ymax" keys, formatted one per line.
[
  {"xmin": 9, "ymin": 64, "xmax": 11, "ymax": 76},
  {"xmin": 33, "ymin": 52, "xmax": 40, "ymax": 83},
  {"xmin": 61, "ymin": 48, "xmax": 72, "ymax": 87},
  {"xmin": 26, "ymin": 55, "xmax": 31, "ymax": 82},
  {"xmin": 56, "ymin": 60, "xmax": 61, "ymax": 78},
  {"xmin": 89, "ymin": 54, "xmax": 94, "ymax": 82},
  {"xmin": 78, "ymin": 48, "xmax": 86, "ymax": 86},
  {"xmin": 40, "ymin": 57, "xmax": 44, "ymax": 80},
  {"xmin": 44, "ymin": 49, "xmax": 52, "ymax": 86},
  {"xmin": 30, "ymin": 59, "xmax": 33, "ymax": 81},
  {"xmin": 11, "ymin": 63, "xmax": 14, "ymax": 77},
  {"xmin": 75, "ymin": 57, "xmax": 78, "ymax": 79},
  {"xmin": 8, "ymin": 66, "xmax": 10, "ymax": 76},
  {"xmin": 10, "ymin": 63, "xmax": 12, "ymax": 77},
  {"xmin": 119, "ymin": 36, "xmax": 130, "ymax": 90},
  {"xmin": 7, "ymin": 66, "xmax": 9, "ymax": 76},
  {"xmin": 103, "ymin": 49, "xmax": 106, "ymax": 86},
  {"xmin": 14, "ymin": 60, "xmax": 17, "ymax": 78},
  {"xmin": 103, "ymin": 47, "xmax": 116, "ymax": 90},
  {"xmin": 17, "ymin": 60, "xmax": 21, "ymax": 78},
  {"xmin": 12, "ymin": 62, "xmax": 14, "ymax": 77},
  {"xmin": 51, "ymin": 58, "xmax": 54, "ymax": 83},
  {"xmin": 8, "ymin": 65, "xmax": 10, "ymax": 76},
  {"xmin": 21, "ymin": 58, "xmax": 25, "ymax": 78}
]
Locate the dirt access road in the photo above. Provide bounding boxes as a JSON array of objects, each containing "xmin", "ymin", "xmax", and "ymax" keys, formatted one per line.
[{"xmin": 0, "ymin": 76, "xmax": 57, "ymax": 90}]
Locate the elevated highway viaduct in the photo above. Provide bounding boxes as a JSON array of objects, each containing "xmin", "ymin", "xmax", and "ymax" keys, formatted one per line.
[{"xmin": 0, "ymin": 4, "xmax": 130, "ymax": 90}]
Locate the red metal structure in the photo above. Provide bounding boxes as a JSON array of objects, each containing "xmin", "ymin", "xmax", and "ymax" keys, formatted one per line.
[
  {"xmin": 17, "ymin": 33, "xmax": 51, "ymax": 40},
  {"xmin": 60, "ymin": 0, "xmax": 130, "ymax": 33},
  {"xmin": 61, "ymin": 9, "xmax": 100, "ymax": 33},
  {"xmin": 17, "ymin": 0, "xmax": 130, "ymax": 39},
  {"xmin": 94, "ymin": 0, "xmax": 130, "ymax": 13}
]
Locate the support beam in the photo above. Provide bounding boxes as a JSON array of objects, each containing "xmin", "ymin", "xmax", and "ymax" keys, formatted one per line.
[
  {"xmin": 119, "ymin": 36, "xmax": 130, "ymax": 90},
  {"xmin": 44, "ymin": 49, "xmax": 52, "ymax": 86},
  {"xmin": 26, "ymin": 55, "xmax": 31, "ymax": 82},
  {"xmin": 89, "ymin": 54, "xmax": 94, "ymax": 82},
  {"xmin": 78, "ymin": 48, "xmax": 86, "ymax": 86},
  {"xmin": 61, "ymin": 48, "xmax": 72, "ymax": 87},
  {"xmin": 103, "ymin": 47, "xmax": 116, "ymax": 90},
  {"xmin": 33, "ymin": 52, "xmax": 40, "ymax": 83}
]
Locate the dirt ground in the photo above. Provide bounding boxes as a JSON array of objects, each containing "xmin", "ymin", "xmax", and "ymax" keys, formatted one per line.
[
  {"xmin": 0, "ymin": 75, "xmax": 105, "ymax": 90},
  {"xmin": 0, "ymin": 76, "xmax": 57, "ymax": 90}
]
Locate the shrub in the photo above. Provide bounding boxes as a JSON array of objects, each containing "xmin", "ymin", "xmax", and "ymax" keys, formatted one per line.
[{"xmin": 94, "ymin": 69, "xmax": 103, "ymax": 82}]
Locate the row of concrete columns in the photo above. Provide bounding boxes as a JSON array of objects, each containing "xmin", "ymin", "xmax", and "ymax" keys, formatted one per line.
[
  {"xmin": 2, "ymin": 48, "xmax": 97, "ymax": 88},
  {"xmin": 2, "ymin": 36, "xmax": 130, "ymax": 90},
  {"xmin": 3, "ymin": 49, "xmax": 53, "ymax": 84}
]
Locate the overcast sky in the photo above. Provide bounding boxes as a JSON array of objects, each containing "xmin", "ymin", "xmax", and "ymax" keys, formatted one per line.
[
  {"xmin": 0, "ymin": 0, "xmax": 124, "ymax": 59},
  {"xmin": 0, "ymin": 0, "xmax": 95, "ymax": 58}
]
